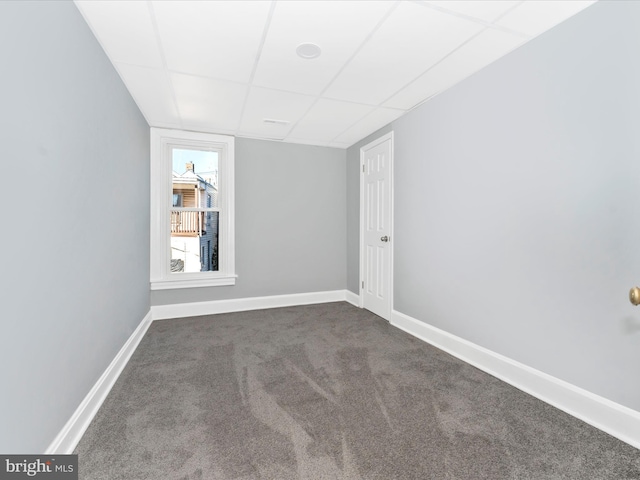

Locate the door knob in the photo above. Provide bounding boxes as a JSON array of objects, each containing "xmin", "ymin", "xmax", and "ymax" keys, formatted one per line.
[
  {"xmin": 380, "ymin": 236, "xmax": 389, "ymax": 242},
  {"xmin": 630, "ymin": 287, "xmax": 640, "ymax": 306}
]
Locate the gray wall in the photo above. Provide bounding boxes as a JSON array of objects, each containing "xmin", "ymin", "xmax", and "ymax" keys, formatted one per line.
[
  {"xmin": 152, "ymin": 138, "xmax": 347, "ymax": 305},
  {"xmin": 348, "ymin": 0, "xmax": 640, "ymax": 411},
  {"xmin": 0, "ymin": 1, "xmax": 150, "ymax": 452}
]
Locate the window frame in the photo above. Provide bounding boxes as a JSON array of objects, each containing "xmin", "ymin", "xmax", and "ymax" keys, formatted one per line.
[{"xmin": 150, "ymin": 128, "xmax": 235, "ymax": 290}]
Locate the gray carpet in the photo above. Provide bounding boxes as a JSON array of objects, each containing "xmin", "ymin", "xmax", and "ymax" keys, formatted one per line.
[{"xmin": 75, "ymin": 302, "xmax": 640, "ymax": 479}]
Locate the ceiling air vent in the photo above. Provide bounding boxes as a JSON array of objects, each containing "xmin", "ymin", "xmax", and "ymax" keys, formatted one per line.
[{"xmin": 263, "ymin": 118, "xmax": 290, "ymax": 126}]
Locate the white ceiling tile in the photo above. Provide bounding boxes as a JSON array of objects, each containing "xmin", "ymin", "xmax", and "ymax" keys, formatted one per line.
[
  {"xmin": 287, "ymin": 99, "xmax": 374, "ymax": 143},
  {"xmin": 384, "ymin": 27, "xmax": 526, "ymax": 110},
  {"xmin": 237, "ymin": 87, "xmax": 317, "ymax": 139},
  {"xmin": 495, "ymin": 1, "xmax": 597, "ymax": 38},
  {"xmin": 75, "ymin": 1, "xmax": 163, "ymax": 68},
  {"xmin": 422, "ymin": 1, "xmax": 521, "ymax": 23},
  {"xmin": 332, "ymin": 107, "xmax": 405, "ymax": 146},
  {"xmin": 324, "ymin": 1, "xmax": 484, "ymax": 105},
  {"xmin": 253, "ymin": 1, "xmax": 395, "ymax": 96},
  {"xmin": 77, "ymin": 0, "xmax": 599, "ymax": 147},
  {"xmin": 152, "ymin": 1, "xmax": 271, "ymax": 83},
  {"xmin": 116, "ymin": 64, "xmax": 180, "ymax": 127},
  {"xmin": 170, "ymin": 73, "xmax": 247, "ymax": 133}
]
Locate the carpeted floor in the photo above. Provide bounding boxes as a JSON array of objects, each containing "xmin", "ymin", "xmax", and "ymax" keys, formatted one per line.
[{"xmin": 75, "ymin": 302, "xmax": 640, "ymax": 479}]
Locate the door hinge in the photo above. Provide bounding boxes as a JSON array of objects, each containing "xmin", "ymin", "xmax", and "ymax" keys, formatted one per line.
[
  {"xmin": 362, "ymin": 164, "xmax": 365, "ymax": 173},
  {"xmin": 362, "ymin": 281, "xmax": 364, "ymax": 289}
]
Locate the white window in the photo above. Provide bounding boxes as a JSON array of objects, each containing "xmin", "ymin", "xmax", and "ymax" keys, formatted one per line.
[{"xmin": 150, "ymin": 128, "xmax": 235, "ymax": 289}]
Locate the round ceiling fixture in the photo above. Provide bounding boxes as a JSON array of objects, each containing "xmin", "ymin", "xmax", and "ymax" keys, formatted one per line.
[{"xmin": 296, "ymin": 43, "xmax": 322, "ymax": 59}]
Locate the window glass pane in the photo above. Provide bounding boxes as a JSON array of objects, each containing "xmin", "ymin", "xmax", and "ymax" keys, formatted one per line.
[
  {"xmin": 170, "ymin": 211, "xmax": 219, "ymax": 273},
  {"xmin": 171, "ymin": 148, "xmax": 219, "ymax": 208},
  {"xmin": 170, "ymin": 148, "xmax": 220, "ymax": 273}
]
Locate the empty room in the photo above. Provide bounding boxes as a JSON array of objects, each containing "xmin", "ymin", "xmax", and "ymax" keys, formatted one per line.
[{"xmin": 2, "ymin": 0, "xmax": 640, "ymax": 478}]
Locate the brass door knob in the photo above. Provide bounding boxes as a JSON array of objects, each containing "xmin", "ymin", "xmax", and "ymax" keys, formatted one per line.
[{"xmin": 630, "ymin": 287, "xmax": 640, "ymax": 306}]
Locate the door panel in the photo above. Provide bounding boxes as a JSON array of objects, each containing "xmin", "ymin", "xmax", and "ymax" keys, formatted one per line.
[{"xmin": 361, "ymin": 134, "xmax": 392, "ymax": 319}]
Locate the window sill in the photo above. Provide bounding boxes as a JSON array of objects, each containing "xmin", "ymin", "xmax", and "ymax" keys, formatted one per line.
[{"xmin": 150, "ymin": 275, "xmax": 237, "ymax": 290}]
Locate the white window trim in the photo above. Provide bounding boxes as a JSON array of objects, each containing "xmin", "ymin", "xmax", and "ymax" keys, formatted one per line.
[{"xmin": 150, "ymin": 128, "xmax": 236, "ymax": 290}]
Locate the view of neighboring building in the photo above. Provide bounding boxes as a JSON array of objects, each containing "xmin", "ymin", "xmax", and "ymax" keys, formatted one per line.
[{"xmin": 171, "ymin": 161, "xmax": 219, "ymax": 273}]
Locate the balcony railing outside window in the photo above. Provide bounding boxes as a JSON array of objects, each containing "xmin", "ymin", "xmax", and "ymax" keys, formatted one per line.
[{"xmin": 170, "ymin": 210, "xmax": 205, "ymax": 236}]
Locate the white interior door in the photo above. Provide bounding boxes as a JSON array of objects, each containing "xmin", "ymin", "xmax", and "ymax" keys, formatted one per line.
[{"xmin": 360, "ymin": 132, "xmax": 393, "ymax": 320}]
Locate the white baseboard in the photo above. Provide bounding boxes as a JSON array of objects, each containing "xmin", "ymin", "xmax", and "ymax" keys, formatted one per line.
[
  {"xmin": 390, "ymin": 310, "xmax": 640, "ymax": 450},
  {"xmin": 345, "ymin": 290, "xmax": 360, "ymax": 307},
  {"xmin": 45, "ymin": 310, "xmax": 153, "ymax": 454},
  {"xmin": 151, "ymin": 290, "xmax": 355, "ymax": 320}
]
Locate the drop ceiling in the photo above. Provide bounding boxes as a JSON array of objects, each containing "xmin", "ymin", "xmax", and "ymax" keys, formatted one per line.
[{"xmin": 75, "ymin": 0, "xmax": 596, "ymax": 149}]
